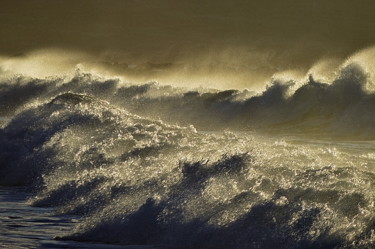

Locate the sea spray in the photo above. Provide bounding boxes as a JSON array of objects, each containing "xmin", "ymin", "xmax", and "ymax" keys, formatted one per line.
[
  {"xmin": 0, "ymin": 65, "xmax": 374, "ymax": 248},
  {"xmin": 1, "ymin": 62, "xmax": 375, "ymax": 138}
]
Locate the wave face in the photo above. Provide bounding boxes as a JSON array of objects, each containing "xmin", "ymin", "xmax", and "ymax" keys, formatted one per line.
[{"xmin": 0, "ymin": 64, "xmax": 374, "ymax": 248}]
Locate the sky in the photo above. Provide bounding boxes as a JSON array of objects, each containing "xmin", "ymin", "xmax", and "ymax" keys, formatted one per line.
[{"xmin": 1, "ymin": 0, "xmax": 375, "ymax": 89}]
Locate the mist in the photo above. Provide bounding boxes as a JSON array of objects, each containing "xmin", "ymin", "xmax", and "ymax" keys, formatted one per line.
[{"xmin": 1, "ymin": 0, "xmax": 375, "ymax": 89}]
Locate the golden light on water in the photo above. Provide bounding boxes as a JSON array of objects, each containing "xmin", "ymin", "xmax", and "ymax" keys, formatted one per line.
[{"xmin": 2, "ymin": 47, "xmax": 375, "ymax": 94}]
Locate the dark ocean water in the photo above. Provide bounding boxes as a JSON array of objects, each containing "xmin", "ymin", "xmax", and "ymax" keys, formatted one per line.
[
  {"xmin": 0, "ymin": 188, "xmax": 159, "ymax": 248},
  {"xmin": 0, "ymin": 62, "xmax": 374, "ymax": 248}
]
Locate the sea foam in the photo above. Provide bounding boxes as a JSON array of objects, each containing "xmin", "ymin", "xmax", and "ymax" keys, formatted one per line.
[{"xmin": 0, "ymin": 62, "xmax": 374, "ymax": 248}]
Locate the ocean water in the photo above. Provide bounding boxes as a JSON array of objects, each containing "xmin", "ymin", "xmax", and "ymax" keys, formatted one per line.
[
  {"xmin": 0, "ymin": 187, "xmax": 144, "ymax": 248},
  {"xmin": 0, "ymin": 62, "xmax": 374, "ymax": 249}
]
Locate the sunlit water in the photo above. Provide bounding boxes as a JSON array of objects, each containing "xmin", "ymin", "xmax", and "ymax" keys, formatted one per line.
[{"xmin": 0, "ymin": 66, "xmax": 374, "ymax": 248}]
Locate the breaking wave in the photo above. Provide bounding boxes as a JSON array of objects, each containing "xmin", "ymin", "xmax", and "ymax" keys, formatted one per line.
[
  {"xmin": 0, "ymin": 61, "xmax": 374, "ymax": 248},
  {"xmin": 1, "ymin": 61, "xmax": 375, "ymax": 138}
]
